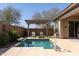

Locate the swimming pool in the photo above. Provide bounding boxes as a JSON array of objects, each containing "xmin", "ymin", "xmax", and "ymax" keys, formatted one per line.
[{"xmin": 17, "ymin": 39, "xmax": 54, "ymax": 49}]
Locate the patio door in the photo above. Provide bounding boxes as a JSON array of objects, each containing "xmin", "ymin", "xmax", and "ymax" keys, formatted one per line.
[
  {"xmin": 69, "ymin": 21, "xmax": 79, "ymax": 38},
  {"xmin": 75, "ymin": 21, "xmax": 79, "ymax": 38},
  {"xmin": 69, "ymin": 21, "xmax": 75, "ymax": 38}
]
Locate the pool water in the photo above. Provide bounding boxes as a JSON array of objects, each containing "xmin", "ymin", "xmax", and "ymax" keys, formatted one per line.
[{"xmin": 17, "ymin": 39, "xmax": 54, "ymax": 49}]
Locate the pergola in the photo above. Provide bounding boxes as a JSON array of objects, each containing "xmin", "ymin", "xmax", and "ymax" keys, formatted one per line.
[{"xmin": 25, "ymin": 20, "xmax": 51, "ymax": 37}]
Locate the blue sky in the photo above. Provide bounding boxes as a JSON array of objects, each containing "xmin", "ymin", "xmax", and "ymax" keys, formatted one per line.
[{"xmin": 0, "ymin": 3, "xmax": 69, "ymax": 28}]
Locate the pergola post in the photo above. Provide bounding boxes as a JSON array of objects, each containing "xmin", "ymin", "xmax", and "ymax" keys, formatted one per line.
[
  {"xmin": 28, "ymin": 24, "xmax": 30, "ymax": 37},
  {"xmin": 46, "ymin": 23, "xmax": 48, "ymax": 37}
]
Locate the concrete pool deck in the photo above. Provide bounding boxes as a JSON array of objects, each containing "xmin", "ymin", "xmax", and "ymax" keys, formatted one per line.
[{"xmin": 1, "ymin": 38, "xmax": 79, "ymax": 56}]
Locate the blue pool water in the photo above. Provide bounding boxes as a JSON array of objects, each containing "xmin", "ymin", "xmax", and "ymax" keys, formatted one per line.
[{"xmin": 17, "ymin": 39, "xmax": 54, "ymax": 49}]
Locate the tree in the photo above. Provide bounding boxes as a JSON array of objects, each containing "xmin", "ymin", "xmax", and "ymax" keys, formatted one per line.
[
  {"xmin": 0, "ymin": 6, "xmax": 21, "ymax": 25},
  {"xmin": 31, "ymin": 12, "xmax": 46, "ymax": 28},
  {"xmin": 32, "ymin": 12, "xmax": 43, "ymax": 20},
  {"xmin": 42, "ymin": 8, "xmax": 61, "ymax": 20},
  {"xmin": 31, "ymin": 8, "xmax": 61, "ymax": 28},
  {"xmin": 0, "ymin": 10, "xmax": 2, "ymax": 21},
  {"xmin": 0, "ymin": 6, "xmax": 21, "ymax": 32}
]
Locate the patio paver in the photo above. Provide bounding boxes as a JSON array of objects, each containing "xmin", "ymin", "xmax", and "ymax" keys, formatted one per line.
[{"xmin": 2, "ymin": 47, "xmax": 44, "ymax": 56}]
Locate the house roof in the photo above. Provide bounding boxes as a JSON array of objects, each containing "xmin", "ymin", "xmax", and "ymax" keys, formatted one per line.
[
  {"xmin": 53, "ymin": 3, "xmax": 79, "ymax": 21},
  {"xmin": 25, "ymin": 20, "xmax": 51, "ymax": 24}
]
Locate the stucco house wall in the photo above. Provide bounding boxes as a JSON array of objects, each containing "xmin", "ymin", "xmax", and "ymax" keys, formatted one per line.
[
  {"xmin": 57, "ymin": 15, "xmax": 79, "ymax": 38},
  {"xmin": 54, "ymin": 4, "xmax": 79, "ymax": 39}
]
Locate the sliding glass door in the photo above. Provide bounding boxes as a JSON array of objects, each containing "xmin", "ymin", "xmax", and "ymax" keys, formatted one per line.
[
  {"xmin": 69, "ymin": 21, "xmax": 79, "ymax": 38},
  {"xmin": 69, "ymin": 21, "xmax": 75, "ymax": 38}
]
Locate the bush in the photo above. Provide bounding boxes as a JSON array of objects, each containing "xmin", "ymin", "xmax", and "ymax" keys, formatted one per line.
[
  {"xmin": 39, "ymin": 36, "xmax": 44, "ymax": 38},
  {"xmin": 8, "ymin": 30, "xmax": 20, "ymax": 42},
  {"xmin": 0, "ymin": 32, "xmax": 9, "ymax": 46},
  {"xmin": 39, "ymin": 36, "xmax": 48, "ymax": 38}
]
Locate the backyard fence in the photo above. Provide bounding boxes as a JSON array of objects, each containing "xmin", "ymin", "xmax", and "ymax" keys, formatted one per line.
[
  {"xmin": 0, "ymin": 23, "xmax": 27, "ymax": 37},
  {"xmin": 0, "ymin": 23, "xmax": 54, "ymax": 37}
]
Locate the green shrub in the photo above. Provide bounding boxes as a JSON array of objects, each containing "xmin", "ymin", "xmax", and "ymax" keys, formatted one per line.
[
  {"xmin": 8, "ymin": 30, "xmax": 20, "ymax": 42},
  {"xmin": 39, "ymin": 36, "xmax": 48, "ymax": 38},
  {"xmin": 32, "ymin": 36, "xmax": 37, "ymax": 38},
  {"xmin": 39, "ymin": 36, "xmax": 44, "ymax": 38},
  {"xmin": 0, "ymin": 32, "xmax": 9, "ymax": 46}
]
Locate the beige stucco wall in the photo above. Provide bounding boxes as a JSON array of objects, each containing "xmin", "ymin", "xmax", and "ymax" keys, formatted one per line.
[
  {"xmin": 54, "ymin": 6, "xmax": 79, "ymax": 39},
  {"xmin": 59, "ymin": 16, "xmax": 79, "ymax": 39}
]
